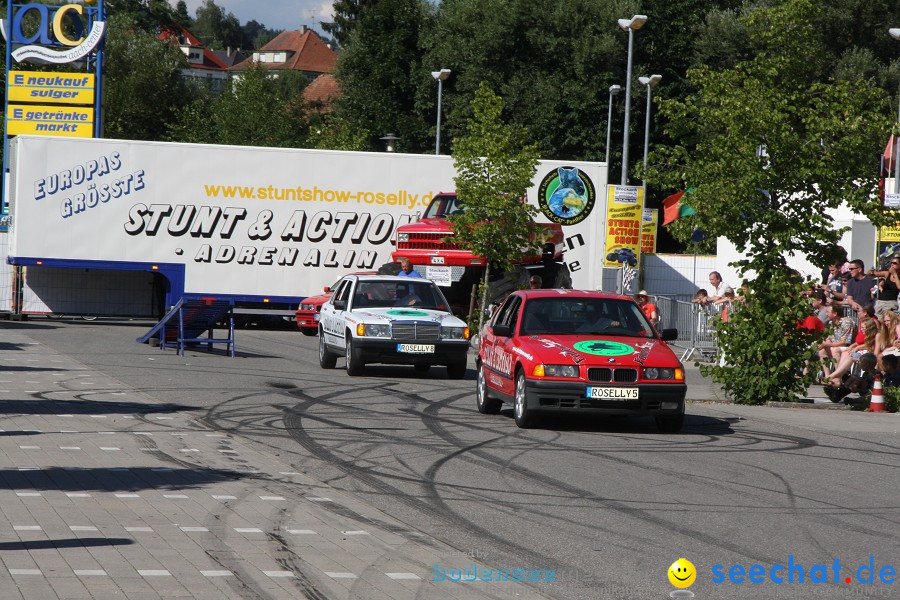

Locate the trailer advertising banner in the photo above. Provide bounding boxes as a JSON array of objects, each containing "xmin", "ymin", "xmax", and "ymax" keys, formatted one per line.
[{"xmin": 8, "ymin": 137, "xmax": 606, "ymax": 301}]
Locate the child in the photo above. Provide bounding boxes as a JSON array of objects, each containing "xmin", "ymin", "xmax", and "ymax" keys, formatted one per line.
[{"xmin": 882, "ymin": 353, "xmax": 900, "ymax": 387}]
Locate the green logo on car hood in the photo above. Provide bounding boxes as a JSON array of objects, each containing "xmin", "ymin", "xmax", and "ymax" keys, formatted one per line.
[
  {"xmin": 386, "ymin": 309, "xmax": 429, "ymax": 317},
  {"xmin": 573, "ymin": 340, "xmax": 633, "ymax": 356}
]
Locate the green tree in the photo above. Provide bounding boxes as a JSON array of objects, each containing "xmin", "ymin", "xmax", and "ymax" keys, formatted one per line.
[
  {"xmin": 166, "ymin": 64, "xmax": 310, "ymax": 147},
  {"xmin": 333, "ymin": 0, "xmax": 432, "ymax": 152},
  {"xmin": 103, "ymin": 12, "xmax": 196, "ymax": 140},
  {"xmin": 449, "ymin": 83, "xmax": 540, "ymax": 328},
  {"xmin": 648, "ymin": 0, "xmax": 894, "ymax": 404},
  {"xmin": 322, "ymin": 0, "xmax": 378, "ymax": 49}
]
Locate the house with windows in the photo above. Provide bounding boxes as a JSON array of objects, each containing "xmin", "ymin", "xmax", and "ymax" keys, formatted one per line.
[
  {"xmin": 230, "ymin": 26, "xmax": 337, "ymax": 83},
  {"xmin": 159, "ymin": 26, "xmax": 230, "ymax": 94}
]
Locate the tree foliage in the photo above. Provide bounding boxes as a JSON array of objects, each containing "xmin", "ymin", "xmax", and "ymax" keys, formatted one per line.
[
  {"xmin": 647, "ymin": 0, "xmax": 893, "ymax": 403},
  {"xmin": 322, "ymin": 0, "xmax": 379, "ymax": 49},
  {"xmin": 449, "ymin": 83, "xmax": 540, "ymax": 326},
  {"xmin": 166, "ymin": 64, "xmax": 310, "ymax": 148},
  {"xmin": 103, "ymin": 12, "xmax": 196, "ymax": 140}
]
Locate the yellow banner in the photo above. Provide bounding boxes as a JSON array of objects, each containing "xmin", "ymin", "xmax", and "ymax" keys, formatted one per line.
[
  {"xmin": 641, "ymin": 208, "xmax": 658, "ymax": 254},
  {"xmin": 7, "ymin": 104, "xmax": 93, "ymax": 138},
  {"xmin": 603, "ymin": 185, "xmax": 644, "ymax": 268},
  {"xmin": 879, "ymin": 224, "xmax": 900, "ymax": 243},
  {"xmin": 7, "ymin": 71, "xmax": 95, "ymax": 104}
]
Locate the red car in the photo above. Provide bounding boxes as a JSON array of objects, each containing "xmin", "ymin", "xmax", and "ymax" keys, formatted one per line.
[
  {"xmin": 476, "ymin": 290, "xmax": 687, "ymax": 431},
  {"xmin": 295, "ymin": 272, "xmax": 376, "ymax": 336}
]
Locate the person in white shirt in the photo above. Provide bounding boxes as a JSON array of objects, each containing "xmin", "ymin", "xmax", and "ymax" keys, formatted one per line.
[{"xmin": 702, "ymin": 271, "xmax": 731, "ymax": 304}]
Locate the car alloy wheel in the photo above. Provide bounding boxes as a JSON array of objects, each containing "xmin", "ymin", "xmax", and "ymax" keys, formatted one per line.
[
  {"xmin": 476, "ymin": 364, "xmax": 502, "ymax": 415},
  {"xmin": 345, "ymin": 334, "xmax": 363, "ymax": 376},
  {"xmin": 513, "ymin": 370, "xmax": 534, "ymax": 428},
  {"xmin": 318, "ymin": 328, "xmax": 336, "ymax": 369}
]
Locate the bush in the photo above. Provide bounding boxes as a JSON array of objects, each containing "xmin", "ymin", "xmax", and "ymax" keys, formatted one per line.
[
  {"xmin": 699, "ymin": 271, "xmax": 825, "ymax": 405},
  {"xmin": 882, "ymin": 385, "xmax": 900, "ymax": 413}
]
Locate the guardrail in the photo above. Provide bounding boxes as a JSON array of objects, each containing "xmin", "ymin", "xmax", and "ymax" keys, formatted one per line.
[{"xmin": 654, "ymin": 295, "xmax": 720, "ymax": 363}]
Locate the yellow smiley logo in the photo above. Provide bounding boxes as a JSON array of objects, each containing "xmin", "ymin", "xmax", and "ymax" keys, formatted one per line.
[{"xmin": 668, "ymin": 558, "xmax": 696, "ymax": 588}]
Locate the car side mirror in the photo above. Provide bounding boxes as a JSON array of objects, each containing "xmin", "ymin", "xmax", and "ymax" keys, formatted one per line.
[
  {"xmin": 333, "ymin": 300, "xmax": 346, "ymax": 311},
  {"xmin": 324, "ymin": 286, "xmax": 330, "ymax": 293},
  {"xmin": 492, "ymin": 324, "xmax": 511, "ymax": 337},
  {"xmin": 660, "ymin": 328, "xmax": 678, "ymax": 341}
]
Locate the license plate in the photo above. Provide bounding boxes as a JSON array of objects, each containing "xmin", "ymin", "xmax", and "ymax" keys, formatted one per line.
[
  {"xmin": 313, "ymin": 314, "xmax": 319, "ymax": 321},
  {"xmin": 430, "ymin": 256, "xmax": 445, "ymax": 265},
  {"xmin": 397, "ymin": 343, "xmax": 435, "ymax": 354},
  {"xmin": 586, "ymin": 387, "xmax": 639, "ymax": 400}
]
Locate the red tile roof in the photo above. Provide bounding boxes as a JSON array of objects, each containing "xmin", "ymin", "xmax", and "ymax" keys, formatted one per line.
[
  {"xmin": 303, "ymin": 73, "xmax": 341, "ymax": 112},
  {"xmin": 230, "ymin": 29, "xmax": 336, "ymax": 74},
  {"xmin": 159, "ymin": 25, "xmax": 229, "ymax": 71}
]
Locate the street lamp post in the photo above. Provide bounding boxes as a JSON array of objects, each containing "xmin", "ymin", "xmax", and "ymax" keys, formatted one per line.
[
  {"xmin": 379, "ymin": 133, "xmax": 400, "ymax": 152},
  {"xmin": 617, "ymin": 14, "xmax": 647, "ymax": 186},
  {"xmin": 432, "ymin": 68, "xmax": 451, "ymax": 155},
  {"xmin": 605, "ymin": 85, "xmax": 621, "ymax": 166},
  {"xmin": 890, "ymin": 28, "xmax": 900, "ymax": 192},
  {"xmin": 639, "ymin": 74, "xmax": 662, "ymax": 189}
]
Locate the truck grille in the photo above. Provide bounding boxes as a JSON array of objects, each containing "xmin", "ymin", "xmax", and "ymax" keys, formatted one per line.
[
  {"xmin": 398, "ymin": 232, "xmax": 461, "ymax": 251},
  {"xmin": 392, "ymin": 323, "xmax": 440, "ymax": 341},
  {"xmin": 587, "ymin": 368, "xmax": 638, "ymax": 382}
]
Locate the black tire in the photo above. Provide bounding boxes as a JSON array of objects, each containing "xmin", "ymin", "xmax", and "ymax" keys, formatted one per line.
[
  {"xmin": 414, "ymin": 363, "xmax": 431, "ymax": 373},
  {"xmin": 377, "ymin": 261, "xmax": 402, "ymax": 276},
  {"xmin": 318, "ymin": 328, "xmax": 337, "ymax": 369},
  {"xmin": 345, "ymin": 333, "xmax": 364, "ymax": 376},
  {"xmin": 487, "ymin": 266, "xmax": 529, "ymax": 305},
  {"xmin": 300, "ymin": 328, "xmax": 318, "ymax": 337},
  {"xmin": 513, "ymin": 369, "xmax": 536, "ymax": 428},
  {"xmin": 553, "ymin": 262, "xmax": 572, "ymax": 289},
  {"xmin": 476, "ymin": 364, "xmax": 502, "ymax": 414},
  {"xmin": 655, "ymin": 413, "xmax": 684, "ymax": 433},
  {"xmin": 446, "ymin": 362, "xmax": 467, "ymax": 379}
]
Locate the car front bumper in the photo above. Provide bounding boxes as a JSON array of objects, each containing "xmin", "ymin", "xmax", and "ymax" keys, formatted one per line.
[
  {"xmin": 524, "ymin": 379, "xmax": 686, "ymax": 416},
  {"xmin": 352, "ymin": 337, "xmax": 470, "ymax": 365}
]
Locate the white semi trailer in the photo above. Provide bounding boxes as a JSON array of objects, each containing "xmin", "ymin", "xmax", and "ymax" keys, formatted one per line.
[{"xmin": 4, "ymin": 135, "xmax": 606, "ymax": 317}]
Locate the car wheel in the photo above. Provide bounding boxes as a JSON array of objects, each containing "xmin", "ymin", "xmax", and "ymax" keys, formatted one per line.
[
  {"xmin": 345, "ymin": 334, "xmax": 364, "ymax": 376},
  {"xmin": 318, "ymin": 328, "xmax": 337, "ymax": 369},
  {"xmin": 476, "ymin": 364, "xmax": 502, "ymax": 414},
  {"xmin": 655, "ymin": 413, "xmax": 684, "ymax": 433},
  {"xmin": 513, "ymin": 369, "xmax": 535, "ymax": 428},
  {"xmin": 414, "ymin": 363, "xmax": 431, "ymax": 373},
  {"xmin": 300, "ymin": 328, "xmax": 318, "ymax": 337},
  {"xmin": 446, "ymin": 362, "xmax": 466, "ymax": 379}
]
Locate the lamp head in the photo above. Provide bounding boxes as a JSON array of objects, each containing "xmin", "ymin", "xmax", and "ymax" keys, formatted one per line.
[
  {"xmin": 618, "ymin": 15, "xmax": 648, "ymax": 31},
  {"xmin": 431, "ymin": 68, "xmax": 451, "ymax": 81},
  {"xmin": 890, "ymin": 28, "xmax": 900, "ymax": 40},
  {"xmin": 639, "ymin": 74, "xmax": 663, "ymax": 87},
  {"xmin": 609, "ymin": 84, "xmax": 622, "ymax": 94}
]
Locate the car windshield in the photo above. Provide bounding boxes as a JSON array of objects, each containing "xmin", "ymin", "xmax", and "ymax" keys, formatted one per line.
[
  {"xmin": 353, "ymin": 280, "xmax": 448, "ymax": 311},
  {"xmin": 423, "ymin": 194, "xmax": 466, "ymax": 219},
  {"xmin": 520, "ymin": 297, "xmax": 654, "ymax": 338}
]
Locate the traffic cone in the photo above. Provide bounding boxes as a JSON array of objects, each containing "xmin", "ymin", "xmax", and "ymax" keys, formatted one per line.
[{"xmin": 869, "ymin": 373, "xmax": 885, "ymax": 413}]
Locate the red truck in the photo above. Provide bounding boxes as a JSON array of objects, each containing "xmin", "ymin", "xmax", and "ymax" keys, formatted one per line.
[{"xmin": 389, "ymin": 192, "xmax": 570, "ymax": 310}]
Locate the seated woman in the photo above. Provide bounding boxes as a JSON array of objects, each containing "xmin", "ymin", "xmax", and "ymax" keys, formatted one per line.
[{"xmin": 827, "ymin": 318, "xmax": 877, "ymax": 387}]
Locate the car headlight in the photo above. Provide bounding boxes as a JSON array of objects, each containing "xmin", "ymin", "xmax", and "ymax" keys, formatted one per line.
[
  {"xmin": 644, "ymin": 367, "xmax": 684, "ymax": 381},
  {"xmin": 533, "ymin": 364, "xmax": 579, "ymax": 378},
  {"xmin": 398, "ymin": 233, "xmax": 409, "ymax": 243},
  {"xmin": 441, "ymin": 326, "xmax": 470, "ymax": 340},
  {"xmin": 300, "ymin": 303, "xmax": 315, "ymax": 311},
  {"xmin": 357, "ymin": 323, "xmax": 391, "ymax": 338}
]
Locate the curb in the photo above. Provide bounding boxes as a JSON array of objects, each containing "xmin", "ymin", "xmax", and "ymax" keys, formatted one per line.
[{"xmin": 766, "ymin": 400, "xmax": 850, "ymax": 410}]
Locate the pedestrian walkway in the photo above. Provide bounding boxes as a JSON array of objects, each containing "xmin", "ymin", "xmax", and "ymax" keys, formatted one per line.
[
  {"xmin": 683, "ymin": 362, "xmax": 847, "ymax": 407},
  {"xmin": 0, "ymin": 326, "xmax": 551, "ymax": 600}
]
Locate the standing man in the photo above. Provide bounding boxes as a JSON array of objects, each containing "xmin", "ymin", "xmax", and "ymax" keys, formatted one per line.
[
  {"xmin": 529, "ymin": 275, "xmax": 543, "ymax": 289},
  {"xmin": 833, "ymin": 259, "xmax": 874, "ymax": 310},
  {"xmin": 702, "ymin": 271, "xmax": 731, "ymax": 304},
  {"xmin": 635, "ymin": 290, "xmax": 658, "ymax": 323},
  {"xmin": 397, "ymin": 258, "xmax": 422, "ymax": 278}
]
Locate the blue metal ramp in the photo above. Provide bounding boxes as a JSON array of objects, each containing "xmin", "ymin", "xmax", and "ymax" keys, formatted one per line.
[{"xmin": 136, "ymin": 298, "xmax": 235, "ymax": 357}]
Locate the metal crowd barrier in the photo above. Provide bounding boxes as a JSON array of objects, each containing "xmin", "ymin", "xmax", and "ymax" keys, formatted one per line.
[{"xmin": 653, "ymin": 295, "xmax": 721, "ymax": 363}]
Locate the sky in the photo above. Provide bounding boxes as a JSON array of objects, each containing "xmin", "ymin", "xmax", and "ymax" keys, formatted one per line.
[{"xmin": 175, "ymin": 0, "xmax": 334, "ymax": 34}]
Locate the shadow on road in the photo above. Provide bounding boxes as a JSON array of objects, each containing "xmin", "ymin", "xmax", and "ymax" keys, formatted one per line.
[
  {"xmin": 0, "ymin": 538, "xmax": 135, "ymax": 551},
  {"xmin": 0, "ymin": 398, "xmax": 197, "ymax": 416},
  {"xmin": 505, "ymin": 412, "xmax": 736, "ymax": 435},
  {"xmin": 0, "ymin": 466, "xmax": 246, "ymax": 492}
]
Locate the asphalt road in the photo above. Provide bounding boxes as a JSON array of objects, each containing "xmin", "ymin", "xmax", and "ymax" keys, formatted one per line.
[{"xmin": 10, "ymin": 318, "xmax": 900, "ymax": 600}]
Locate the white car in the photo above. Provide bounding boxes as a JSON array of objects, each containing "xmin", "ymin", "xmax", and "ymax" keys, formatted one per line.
[{"xmin": 318, "ymin": 275, "xmax": 471, "ymax": 378}]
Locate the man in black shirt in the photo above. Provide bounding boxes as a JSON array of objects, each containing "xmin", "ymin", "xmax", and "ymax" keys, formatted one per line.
[{"xmin": 834, "ymin": 259, "xmax": 875, "ymax": 310}]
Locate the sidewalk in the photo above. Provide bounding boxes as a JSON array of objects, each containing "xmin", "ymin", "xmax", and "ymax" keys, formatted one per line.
[
  {"xmin": 0, "ymin": 325, "xmax": 552, "ymax": 600},
  {"xmin": 683, "ymin": 362, "xmax": 850, "ymax": 409}
]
